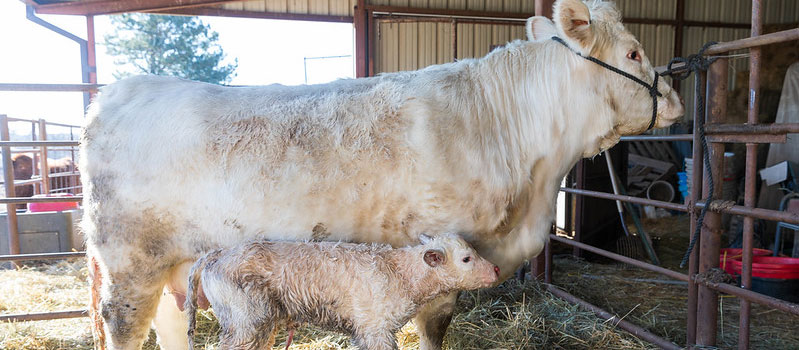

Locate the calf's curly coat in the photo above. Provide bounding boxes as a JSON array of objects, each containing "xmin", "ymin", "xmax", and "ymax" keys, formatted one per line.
[{"xmin": 185, "ymin": 234, "xmax": 498, "ymax": 350}]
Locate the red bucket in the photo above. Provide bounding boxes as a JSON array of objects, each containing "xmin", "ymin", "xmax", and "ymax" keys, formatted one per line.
[
  {"xmin": 27, "ymin": 193, "xmax": 79, "ymax": 213},
  {"xmin": 727, "ymin": 255, "xmax": 799, "ymax": 279},
  {"xmin": 719, "ymin": 248, "xmax": 772, "ymax": 275}
]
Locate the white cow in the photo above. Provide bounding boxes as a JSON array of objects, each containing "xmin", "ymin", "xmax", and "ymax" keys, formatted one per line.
[{"xmin": 81, "ymin": 0, "xmax": 683, "ymax": 349}]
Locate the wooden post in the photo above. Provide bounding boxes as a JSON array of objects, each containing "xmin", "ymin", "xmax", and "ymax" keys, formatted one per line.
[
  {"xmin": 354, "ymin": 0, "xmax": 368, "ymax": 78},
  {"xmin": 38, "ymin": 119, "xmax": 50, "ymax": 195},
  {"xmin": 1, "ymin": 115, "xmax": 21, "ymax": 266},
  {"xmin": 535, "ymin": 0, "xmax": 554, "ymax": 18},
  {"xmin": 86, "ymin": 15, "xmax": 98, "ymax": 101},
  {"xmin": 528, "ymin": 0, "xmax": 556, "ymax": 281}
]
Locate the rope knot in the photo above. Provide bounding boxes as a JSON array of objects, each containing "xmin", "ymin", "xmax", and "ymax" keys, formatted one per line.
[{"xmin": 662, "ymin": 41, "xmax": 719, "ymax": 81}]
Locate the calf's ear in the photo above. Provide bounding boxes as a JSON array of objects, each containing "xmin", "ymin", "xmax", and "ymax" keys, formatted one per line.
[
  {"xmin": 419, "ymin": 234, "xmax": 432, "ymax": 244},
  {"xmin": 526, "ymin": 16, "xmax": 557, "ymax": 42},
  {"xmin": 424, "ymin": 249, "xmax": 446, "ymax": 267},
  {"xmin": 553, "ymin": 0, "xmax": 594, "ymax": 52}
]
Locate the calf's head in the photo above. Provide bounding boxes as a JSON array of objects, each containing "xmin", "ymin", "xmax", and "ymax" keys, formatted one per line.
[
  {"xmin": 419, "ymin": 234, "xmax": 499, "ymax": 290},
  {"xmin": 526, "ymin": 0, "xmax": 684, "ymax": 151}
]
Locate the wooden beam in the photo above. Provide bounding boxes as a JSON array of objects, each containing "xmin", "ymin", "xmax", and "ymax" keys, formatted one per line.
[
  {"xmin": 366, "ymin": 4, "xmax": 750, "ymax": 29},
  {"xmin": 354, "ymin": 0, "xmax": 368, "ymax": 78},
  {"xmin": 673, "ymin": 0, "xmax": 685, "ymax": 90},
  {"xmin": 366, "ymin": 4, "xmax": 531, "ymax": 20},
  {"xmin": 535, "ymin": 0, "xmax": 554, "ymax": 18},
  {"xmin": 34, "ymin": 0, "xmax": 241, "ymax": 16},
  {"xmin": 151, "ymin": 7, "xmax": 352, "ymax": 23}
]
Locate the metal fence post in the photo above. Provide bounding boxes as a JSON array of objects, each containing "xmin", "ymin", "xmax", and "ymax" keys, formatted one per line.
[
  {"xmin": 696, "ymin": 57, "xmax": 729, "ymax": 346},
  {"xmin": 686, "ymin": 70, "xmax": 707, "ymax": 347},
  {"xmin": 1, "ymin": 115, "xmax": 20, "ymax": 267}
]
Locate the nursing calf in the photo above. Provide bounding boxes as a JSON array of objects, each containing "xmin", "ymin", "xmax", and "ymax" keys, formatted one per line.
[{"xmin": 185, "ymin": 234, "xmax": 498, "ymax": 350}]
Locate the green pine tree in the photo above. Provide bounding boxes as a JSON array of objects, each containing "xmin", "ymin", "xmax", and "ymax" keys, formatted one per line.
[{"xmin": 105, "ymin": 14, "xmax": 237, "ymax": 84}]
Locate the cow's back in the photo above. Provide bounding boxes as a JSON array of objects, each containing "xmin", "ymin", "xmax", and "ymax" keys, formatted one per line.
[{"xmin": 80, "ymin": 74, "xmax": 485, "ymax": 255}]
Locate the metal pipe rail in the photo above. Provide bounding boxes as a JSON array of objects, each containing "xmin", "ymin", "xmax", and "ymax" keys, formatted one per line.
[
  {"xmin": 0, "ymin": 251, "xmax": 85, "ymax": 262},
  {"xmin": 545, "ymin": 285, "xmax": 682, "ymax": 350},
  {"xmin": 692, "ymin": 275, "xmax": 799, "ymax": 316},
  {"xmin": 0, "ymin": 310, "xmax": 88, "ymax": 323},
  {"xmin": 0, "ymin": 141, "xmax": 79, "ymax": 147},
  {"xmin": 0, "ymin": 83, "xmax": 103, "ymax": 92},
  {"xmin": 6, "ymin": 116, "xmax": 82, "ymax": 129},
  {"xmin": 550, "ymin": 235, "xmax": 689, "ymax": 282},
  {"xmin": 550, "ymin": 235, "xmax": 799, "ymax": 317},
  {"xmin": 657, "ymin": 28, "xmax": 799, "ymax": 73},
  {"xmin": 0, "ymin": 196, "xmax": 82, "ymax": 204},
  {"xmin": 560, "ymin": 187, "xmax": 799, "ymax": 225},
  {"xmin": 704, "ymin": 28, "xmax": 799, "ymax": 55}
]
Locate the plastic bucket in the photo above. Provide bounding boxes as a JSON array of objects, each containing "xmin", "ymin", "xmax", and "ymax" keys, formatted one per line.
[
  {"xmin": 719, "ymin": 248, "xmax": 773, "ymax": 275},
  {"xmin": 723, "ymin": 254, "xmax": 799, "ymax": 302},
  {"xmin": 27, "ymin": 193, "xmax": 79, "ymax": 213}
]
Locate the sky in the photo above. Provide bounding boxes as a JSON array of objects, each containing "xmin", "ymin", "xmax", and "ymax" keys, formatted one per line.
[{"xmin": 0, "ymin": 1, "xmax": 355, "ymax": 131}]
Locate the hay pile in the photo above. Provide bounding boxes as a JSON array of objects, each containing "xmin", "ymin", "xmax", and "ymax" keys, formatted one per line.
[
  {"xmin": 1, "ymin": 260, "xmax": 658, "ymax": 350},
  {"xmin": 553, "ymin": 254, "xmax": 799, "ymax": 350}
]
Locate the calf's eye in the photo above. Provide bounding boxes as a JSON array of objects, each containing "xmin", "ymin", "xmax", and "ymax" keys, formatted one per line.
[
  {"xmin": 627, "ymin": 50, "xmax": 641, "ymax": 62},
  {"xmin": 462, "ymin": 256, "xmax": 471, "ymax": 263}
]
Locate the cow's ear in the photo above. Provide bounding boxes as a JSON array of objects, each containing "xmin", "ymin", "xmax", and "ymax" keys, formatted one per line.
[
  {"xmin": 526, "ymin": 16, "xmax": 557, "ymax": 42},
  {"xmin": 553, "ymin": 0, "xmax": 594, "ymax": 52},
  {"xmin": 424, "ymin": 249, "xmax": 446, "ymax": 267}
]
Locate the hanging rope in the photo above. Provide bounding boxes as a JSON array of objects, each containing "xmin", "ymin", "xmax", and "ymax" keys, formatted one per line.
[{"xmin": 659, "ymin": 41, "xmax": 719, "ymax": 268}]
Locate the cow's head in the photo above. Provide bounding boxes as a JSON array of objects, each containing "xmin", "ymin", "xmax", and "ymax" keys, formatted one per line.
[{"xmin": 526, "ymin": 0, "xmax": 683, "ymax": 152}]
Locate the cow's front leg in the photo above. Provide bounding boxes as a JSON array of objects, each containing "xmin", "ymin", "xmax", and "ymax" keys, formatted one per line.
[
  {"xmin": 99, "ymin": 266, "xmax": 169, "ymax": 350},
  {"xmin": 414, "ymin": 291, "xmax": 458, "ymax": 350}
]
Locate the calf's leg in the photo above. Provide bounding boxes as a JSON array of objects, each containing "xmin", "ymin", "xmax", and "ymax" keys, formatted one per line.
[{"xmin": 414, "ymin": 292, "xmax": 458, "ymax": 350}]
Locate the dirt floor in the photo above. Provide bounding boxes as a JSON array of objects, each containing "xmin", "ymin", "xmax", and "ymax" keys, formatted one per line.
[{"xmin": 2, "ymin": 215, "xmax": 798, "ymax": 349}]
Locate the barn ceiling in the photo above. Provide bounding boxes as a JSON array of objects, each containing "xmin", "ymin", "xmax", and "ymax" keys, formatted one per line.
[{"xmin": 24, "ymin": 0, "xmax": 242, "ymax": 15}]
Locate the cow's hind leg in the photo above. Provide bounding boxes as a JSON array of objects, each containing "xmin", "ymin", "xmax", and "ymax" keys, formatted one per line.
[{"xmin": 414, "ymin": 291, "xmax": 458, "ymax": 350}]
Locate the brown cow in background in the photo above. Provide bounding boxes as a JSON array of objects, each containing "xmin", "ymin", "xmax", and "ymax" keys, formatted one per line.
[{"xmin": 9, "ymin": 153, "xmax": 79, "ymax": 211}]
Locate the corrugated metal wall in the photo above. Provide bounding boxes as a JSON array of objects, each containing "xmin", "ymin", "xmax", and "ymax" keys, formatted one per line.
[
  {"xmin": 220, "ymin": 0, "xmax": 799, "ymax": 24},
  {"xmin": 372, "ymin": 0, "xmax": 798, "ymax": 128},
  {"xmin": 369, "ymin": 0, "xmax": 535, "ymax": 12},
  {"xmin": 222, "ymin": 0, "xmax": 358, "ymax": 16},
  {"xmin": 221, "ymin": 0, "xmax": 797, "ymax": 126},
  {"xmin": 375, "ymin": 22, "xmax": 680, "ymax": 73}
]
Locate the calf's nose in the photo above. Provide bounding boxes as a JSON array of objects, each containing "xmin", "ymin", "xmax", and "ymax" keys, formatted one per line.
[{"xmin": 493, "ymin": 265, "xmax": 500, "ymax": 276}]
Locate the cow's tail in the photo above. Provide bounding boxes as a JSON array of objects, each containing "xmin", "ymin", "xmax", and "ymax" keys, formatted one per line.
[{"xmin": 185, "ymin": 253, "xmax": 212, "ymax": 350}]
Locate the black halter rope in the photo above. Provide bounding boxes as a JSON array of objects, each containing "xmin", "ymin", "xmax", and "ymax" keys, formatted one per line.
[{"xmin": 551, "ymin": 36, "xmax": 662, "ymax": 131}]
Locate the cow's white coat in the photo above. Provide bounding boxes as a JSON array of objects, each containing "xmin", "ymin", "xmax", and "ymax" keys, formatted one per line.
[{"xmin": 81, "ymin": 1, "xmax": 683, "ymax": 349}]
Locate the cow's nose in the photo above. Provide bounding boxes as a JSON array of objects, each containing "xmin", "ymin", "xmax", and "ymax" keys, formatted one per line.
[
  {"xmin": 493, "ymin": 265, "xmax": 500, "ymax": 276},
  {"xmin": 679, "ymin": 95, "xmax": 685, "ymax": 105}
]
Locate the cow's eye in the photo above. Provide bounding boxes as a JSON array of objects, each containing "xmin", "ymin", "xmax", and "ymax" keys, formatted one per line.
[
  {"xmin": 627, "ymin": 50, "xmax": 641, "ymax": 62},
  {"xmin": 462, "ymin": 256, "xmax": 471, "ymax": 263}
]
